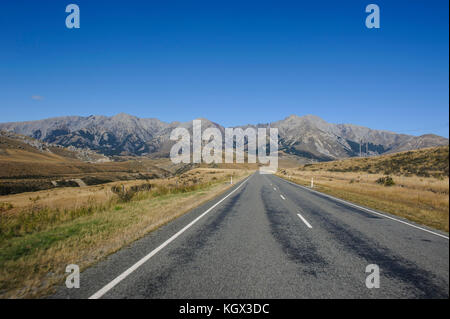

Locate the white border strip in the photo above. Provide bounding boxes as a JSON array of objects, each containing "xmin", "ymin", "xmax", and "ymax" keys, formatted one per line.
[
  {"xmin": 89, "ymin": 175, "xmax": 252, "ymax": 299},
  {"xmin": 281, "ymin": 178, "xmax": 449, "ymax": 240}
]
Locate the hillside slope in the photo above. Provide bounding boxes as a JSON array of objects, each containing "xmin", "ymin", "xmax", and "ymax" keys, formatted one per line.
[{"xmin": 296, "ymin": 145, "xmax": 449, "ymax": 178}]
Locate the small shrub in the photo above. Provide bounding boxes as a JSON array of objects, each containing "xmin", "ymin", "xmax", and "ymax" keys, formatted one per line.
[
  {"xmin": 376, "ymin": 176, "xmax": 395, "ymax": 186},
  {"xmin": 111, "ymin": 185, "xmax": 135, "ymax": 202}
]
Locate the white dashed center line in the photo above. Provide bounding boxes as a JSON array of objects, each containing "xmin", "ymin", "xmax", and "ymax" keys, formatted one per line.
[{"xmin": 297, "ymin": 212, "xmax": 312, "ymax": 229}]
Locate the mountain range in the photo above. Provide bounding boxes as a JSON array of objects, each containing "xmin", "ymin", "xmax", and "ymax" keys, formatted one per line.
[{"xmin": 0, "ymin": 113, "xmax": 447, "ymax": 162}]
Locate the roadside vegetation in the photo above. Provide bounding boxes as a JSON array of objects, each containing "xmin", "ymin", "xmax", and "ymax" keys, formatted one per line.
[
  {"xmin": 0, "ymin": 168, "xmax": 252, "ymax": 298},
  {"xmin": 278, "ymin": 146, "xmax": 449, "ymax": 233}
]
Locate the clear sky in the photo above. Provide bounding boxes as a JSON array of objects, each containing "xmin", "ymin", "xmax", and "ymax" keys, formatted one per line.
[{"xmin": 0, "ymin": 0, "xmax": 448, "ymax": 137}]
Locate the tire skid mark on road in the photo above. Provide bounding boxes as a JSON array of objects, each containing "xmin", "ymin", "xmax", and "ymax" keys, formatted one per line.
[
  {"xmin": 320, "ymin": 214, "xmax": 446, "ymax": 298},
  {"xmin": 261, "ymin": 185, "xmax": 327, "ymax": 277}
]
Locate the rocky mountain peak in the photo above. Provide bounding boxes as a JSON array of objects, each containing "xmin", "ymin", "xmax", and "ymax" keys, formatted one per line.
[{"xmin": 0, "ymin": 114, "xmax": 447, "ymax": 160}]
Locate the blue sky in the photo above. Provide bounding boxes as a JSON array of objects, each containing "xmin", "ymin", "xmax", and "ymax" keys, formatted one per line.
[{"xmin": 0, "ymin": 0, "xmax": 448, "ymax": 137}]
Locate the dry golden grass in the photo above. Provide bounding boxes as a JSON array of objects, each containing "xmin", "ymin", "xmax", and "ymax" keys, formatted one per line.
[
  {"xmin": 0, "ymin": 168, "xmax": 253, "ymax": 298},
  {"xmin": 0, "ymin": 168, "xmax": 247, "ymax": 213}
]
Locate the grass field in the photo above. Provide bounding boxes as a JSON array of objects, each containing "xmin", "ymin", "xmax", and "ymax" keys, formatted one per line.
[
  {"xmin": 278, "ymin": 146, "xmax": 449, "ymax": 233},
  {"xmin": 0, "ymin": 168, "xmax": 252, "ymax": 298}
]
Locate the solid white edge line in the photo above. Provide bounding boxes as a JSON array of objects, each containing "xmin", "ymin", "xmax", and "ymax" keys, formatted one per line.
[
  {"xmin": 281, "ymin": 178, "xmax": 449, "ymax": 240},
  {"xmin": 280, "ymin": 194, "xmax": 286, "ymax": 200},
  {"xmin": 88, "ymin": 174, "xmax": 252, "ymax": 299},
  {"xmin": 297, "ymin": 213, "xmax": 313, "ymax": 229}
]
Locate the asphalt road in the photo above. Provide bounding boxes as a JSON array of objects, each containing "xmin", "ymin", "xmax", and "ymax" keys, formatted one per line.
[{"xmin": 53, "ymin": 172, "xmax": 449, "ymax": 299}]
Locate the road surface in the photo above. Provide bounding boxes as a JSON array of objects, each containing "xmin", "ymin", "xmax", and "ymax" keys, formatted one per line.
[{"xmin": 53, "ymin": 173, "xmax": 449, "ymax": 299}]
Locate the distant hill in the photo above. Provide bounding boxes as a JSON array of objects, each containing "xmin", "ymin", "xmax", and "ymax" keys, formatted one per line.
[
  {"xmin": 0, "ymin": 130, "xmax": 110, "ymax": 163},
  {"xmin": 0, "ymin": 113, "xmax": 447, "ymax": 161}
]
